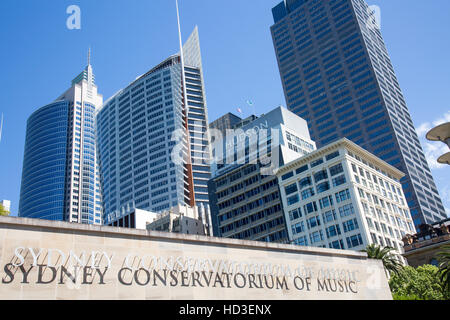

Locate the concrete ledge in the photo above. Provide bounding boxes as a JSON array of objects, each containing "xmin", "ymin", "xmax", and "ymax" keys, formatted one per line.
[{"xmin": 0, "ymin": 216, "xmax": 367, "ymax": 260}]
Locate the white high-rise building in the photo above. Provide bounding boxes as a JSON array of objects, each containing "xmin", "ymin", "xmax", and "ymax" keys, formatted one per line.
[
  {"xmin": 97, "ymin": 28, "xmax": 211, "ymax": 225},
  {"xmin": 105, "ymin": 204, "xmax": 213, "ymax": 236},
  {"xmin": 276, "ymin": 138, "xmax": 415, "ymax": 263}
]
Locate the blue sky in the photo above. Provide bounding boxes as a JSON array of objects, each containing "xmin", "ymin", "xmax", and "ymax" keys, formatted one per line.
[{"xmin": 0, "ymin": 0, "xmax": 449, "ymax": 216}]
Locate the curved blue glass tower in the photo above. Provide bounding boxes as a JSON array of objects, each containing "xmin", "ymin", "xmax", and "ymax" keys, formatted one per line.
[
  {"xmin": 19, "ymin": 101, "xmax": 69, "ymax": 220},
  {"xmin": 19, "ymin": 55, "xmax": 103, "ymax": 224}
]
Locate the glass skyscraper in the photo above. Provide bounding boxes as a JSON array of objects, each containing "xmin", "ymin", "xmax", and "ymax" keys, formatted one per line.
[
  {"xmin": 97, "ymin": 27, "xmax": 211, "ymax": 224},
  {"xmin": 270, "ymin": 0, "xmax": 447, "ymax": 229},
  {"xmin": 19, "ymin": 55, "xmax": 103, "ymax": 224}
]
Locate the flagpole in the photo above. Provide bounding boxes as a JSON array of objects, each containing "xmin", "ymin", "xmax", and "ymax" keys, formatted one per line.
[{"xmin": 246, "ymin": 100, "xmax": 256, "ymax": 117}]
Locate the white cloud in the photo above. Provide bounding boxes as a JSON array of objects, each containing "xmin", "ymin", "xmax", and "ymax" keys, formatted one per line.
[
  {"xmin": 423, "ymin": 141, "xmax": 449, "ymax": 170},
  {"xmin": 416, "ymin": 122, "xmax": 432, "ymax": 137},
  {"xmin": 439, "ymin": 187, "xmax": 450, "ymax": 217},
  {"xmin": 416, "ymin": 111, "xmax": 450, "ymax": 170},
  {"xmin": 415, "ymin": 112, "xmax": 450, "ymax": 219}
]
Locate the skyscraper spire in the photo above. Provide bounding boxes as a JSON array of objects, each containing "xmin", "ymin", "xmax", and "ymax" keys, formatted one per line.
[{"xmin": 71, "ymin": 48, "xmax": 95, "ymax": 87}]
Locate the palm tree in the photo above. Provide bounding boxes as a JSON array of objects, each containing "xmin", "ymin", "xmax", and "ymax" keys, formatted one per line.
[
  {"xmin": 436, "ymin": 244, "xmax": 450, "ymax": 294},
  {"xmin": 362, "ymin": 244, "xmax": 403, "ymax": 278}
]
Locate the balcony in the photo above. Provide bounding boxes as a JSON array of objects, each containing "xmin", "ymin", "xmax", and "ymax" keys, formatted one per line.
[{"xmin": 402, "ymin": 219, "xmax": 450, "ymax": 252}]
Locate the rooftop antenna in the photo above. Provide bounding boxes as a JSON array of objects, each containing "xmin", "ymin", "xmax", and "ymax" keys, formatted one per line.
[{"xmin": 88, "ymin": 47, "xmax": 91, "ymax": 66}]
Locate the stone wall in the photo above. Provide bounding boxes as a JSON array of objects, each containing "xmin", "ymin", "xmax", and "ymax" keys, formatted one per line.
[{"xmin": 0, "ymin": 217, "xmax": 392, "ymax": 300}]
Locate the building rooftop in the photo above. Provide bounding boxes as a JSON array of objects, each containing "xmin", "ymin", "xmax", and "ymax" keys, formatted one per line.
[{"xmin": 276, "ymin": 138, "xmax": 405, "ymax": 181}]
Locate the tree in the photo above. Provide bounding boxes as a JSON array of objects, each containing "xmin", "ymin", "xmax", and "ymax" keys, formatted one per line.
[
  {"xmin": 0, "ymin": 203, "xmax": 9, "ymax": 216},
  {"xmin": 362, "ymin": 244, "xmax": 403, "ymax": 277},
  {"xmin": 389, "ymin": 265, "xmax": 448, "ymax": 300},
  {"xmin": 436, "ymin": 244, "xmax": 450, "ymax": 294}
]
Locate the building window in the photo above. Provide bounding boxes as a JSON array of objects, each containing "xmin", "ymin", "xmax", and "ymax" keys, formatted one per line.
[
  {"xmin": 366, "ymin": 217, "xmax": 374, "ymax": 229},
  {"xmin": 329, "ymin": 163, "xmax": 344, "ymax": 176},
  {"xmin": 292, "ymin": 221, "xmax": 306, "ymax": 235},
  {"xmin": 311, "ymin": 158, "xmax": 324, "ymax": 168},
  {"xmin": 285, "ymin": 183, "xmax": 298, "ymax": 195},
  {"xmin": 326, "ymin": 151, "xmax": 340, "ymax": 161},
  {"xmin": 310, "ymin": 230, "xmax": 324, "ymax": 244},
  {"xmin": 342, "ymin": 218, "xmax": 359, "ymax": 233},
  {"xmin": 289, "ymin": 208, "xmax": 302, "ymax": 220},
  {"xmin": 282, "ymin": 171, "xmax": 294, "ymax": 181},
  {"xmin": 296, "ymin": 164, "xmax": 309, "ymax": 174},
  {"xmin": 339, "ymin": 204, "xmax": 355, "ymax": 218},
  {"xmin": 332, "ymin": 175, "xmax": 346, "ymax": 187},
  {"xmin": 329, "ymin": 240, "xmax": 345, "ymax": 249},
  {"xmin": 299, "ymin": 176, "xmax": 313, "ymax": 189},
  {"xmin": 301, "ymin": 187, "xmax": 315, "ymax": 200},
  {"xmin": 314, "ymin": 170, "xmax": 328, "ymax": 183},
  {"xmin": 370, "ymin": 233, "xmax": 378, "ymax": 244},
  {"xmin": 304, "ymin": 201, "xmax": 318, "ymax": 215},
  {"xmin": 322, "ymin": 210, "xmax": 337, "ymax": 223},
  {"xmin": 326, "ymin": 225, "xmax": 341, "ymax": 238},
  {"xmin": 335, "ymin": 189, "xmax": 351, "ymax": 203},
  {"xmin": 374, "ymin": 221, "xmax": 380, "ymax": 232},
  {"xmin": 319, "ymin": 196, "xmax": 333, "ymax": 209},
  {"xmin": 307, "ymin": 216, "xmax": 321, "ymax": 229},
  {"xmin": 294, "ymin": 236, "xmax": 308, "ymax": 246},
  {"xmin": 346, "ymin": 234, "xmax": 363, "ymax": 248},
  {"xmin": 317, "ymin": 181, "xmax": 330, "ymax": 193},
  {"xmin": 287, "ymin": 194, "xmax": 300, "ymax": 206}
]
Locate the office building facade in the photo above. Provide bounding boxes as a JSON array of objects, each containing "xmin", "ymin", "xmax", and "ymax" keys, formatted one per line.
[
  {"xmin": 209, "ymin": 112, "xmax": 243, "ymax": 137},
  {"xmin": 277, "ymin": 138, "xmax": 414, "ymax": 262},
  {"xmin": 208, "ymin": 107, "xmax": 316, "ymax": 242},
  {"xmin": 105, "ymin": 204, "xmax": 213, "ymax": 236},
  {"xmin": 97, "ymin": 28, "xmax": 211, "ymax": 224},
  {"xmin": 146, "ymin": 204, "xmax": 213, "ymax": 236},
  {"xmin": 270, "ymin": 0, "xmax": 446, "ymax": 228},
  {"xmin": 19, "ymin": 57, "xmax": 103, "ymax": 224}
]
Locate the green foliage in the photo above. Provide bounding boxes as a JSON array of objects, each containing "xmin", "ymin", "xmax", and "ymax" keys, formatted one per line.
[
  {"xmin": 437, "ymin": 244, "xmax": 450, "ymax": 294},
  {"xmin": 389, "ymin": 265, "xmax": 448, "ymax": 300},
  {"xmin": 0, "ymin": 204, "xmax": 9, "ymax": 216},
  {"xmin": 392, "ymin": 293, "xmax": 423, "ymax": 300},
  {"xmin": 362, "ymin": 244, "xmax": 403, "ymax": 276}
]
